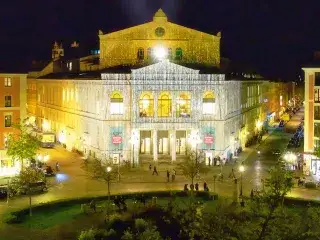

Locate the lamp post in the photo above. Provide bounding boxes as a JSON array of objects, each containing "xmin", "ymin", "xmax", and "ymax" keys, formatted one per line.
[
  {"xmin": 131, "ymin": 132, "xmax": 139, "ymax": 168},
  {"xmin": 239, "ymin": 164, "xmax": 245, "ymax": 197},
  {"xmin": 106, "ymin": 166, "xmax": 112, "ymax": 200}
]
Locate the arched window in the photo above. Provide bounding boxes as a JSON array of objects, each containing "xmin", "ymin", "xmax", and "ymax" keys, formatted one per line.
[
  {"xmin": 203, "ymin": 91, "xmax": 215, "ymax": 114},
  {"xmin": 137, "ymin": 48, "xmax": 144, "ymax": 60},
  {"xmin": 110, "ymin": 91, "xmax": 124, "ymax": 114},
  {"xmin": 147, "ymin": 48, "xmax": 152, "ymax": 59},
  {"xmin": 175, "ymin": 48, "xmax": 182, "ymax": 60},
  {"xmin": 176, "ymin": 92, "xmax": 191, "ymax": 118},
  {"xmin": 158, "ymin": 92, "xmax": 172, "ymax": 117},
  {"xmin": 139, "ymin": 93, "xmax": 154, "ymax": 117}
]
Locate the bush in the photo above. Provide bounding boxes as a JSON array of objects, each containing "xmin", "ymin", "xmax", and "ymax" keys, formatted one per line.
[
  {"xmin": 305, "ymin": 182, "xmax": 317, "ymax": 189},
  {"xmin": 3, "ymin": 212, "xmax": 23, "ymax": 224}
]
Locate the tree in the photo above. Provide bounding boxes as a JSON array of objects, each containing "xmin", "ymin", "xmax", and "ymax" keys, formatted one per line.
[
  {"xmin": 255, "ymin": 165, "xmax": 294, "ymax": 240},
  {"xmin": 178, "ymin": 148, "xmax": 209, "ymax": 185},
  {"xmin": 10, "ymin": 167, "xmax": 46, "ymax": 216},
  {"xmin": 6, "ymin": 123, "xmax": 40, "ymax": 169}
]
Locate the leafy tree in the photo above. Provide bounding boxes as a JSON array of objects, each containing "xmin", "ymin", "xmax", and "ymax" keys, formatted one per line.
[
  {"xmin": 178, "ymin": 148, "xmax": 209, "ymax": 185},
  {"xmin": 6, "ymin": 123, "xmax": 40, "ymax": 169},
  {"xmin": 121, "ymin": 219, "xmax": 162, "ymax": 240},
  {"xmin": 314, "ymin": 146, "xmax": 320, "ymax": 158},
  {"xmin": 10, "ymin": 167, "xmax": 46, "ymax": 216},
  {"xmin": 254, "ymin": 165, "xmax": 294, "ymax": 240}
]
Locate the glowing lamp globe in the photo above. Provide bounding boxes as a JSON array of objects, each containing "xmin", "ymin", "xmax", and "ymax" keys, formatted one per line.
[{"xmin": 154, "ymin": 47, "xmax": 167, "ymax": 60}]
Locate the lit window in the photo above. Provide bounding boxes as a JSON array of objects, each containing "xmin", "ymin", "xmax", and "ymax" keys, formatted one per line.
[
  {"xmin": 203, "ymin": 91, "xmax": 215, "ymax": 115},
  {"xmin": 4, "ymin": 77, "xmax": 12, "ymax": 87},
  {"xmin": 67, "ymin": 62, "xmax": 72, "ymax": 71},
  {"xmin": 175, "ymin": 48, "xmax": 182, "ymax": 60},
  {"xmin": 137, "ymin": 48, "xmax": 144, "ymax": 60},
  {"xmin": 4, "ymin": 96, "xmax": 11, "ymax": 107},
  {"xmin": 158, "ymin": 92, "xmax": 172, "ymax": 117},
  {"xmin": 176, "ymin": 92, "xmax": 191, "ymax": 118},
  {"xmin": 110, "ymin": 91, "xmax": 124, "ymax": 115},
  {"xmin": 139, "ymin": 93, "xmax": 154, "ymax": 117},
  {"xmin": 4, "ymin": 115, "xmax": 12, "ymax": 127}
]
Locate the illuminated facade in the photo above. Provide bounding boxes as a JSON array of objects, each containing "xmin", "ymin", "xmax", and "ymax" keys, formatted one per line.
[
  {"xmin": 26, "ymin": 9, "xmax": 294, "ymax": 165},
  {"xmin": 0, "ymin": 73, "xmax": 27, "ymax": 175}
]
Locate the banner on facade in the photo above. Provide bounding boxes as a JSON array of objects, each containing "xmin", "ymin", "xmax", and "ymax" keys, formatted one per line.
[
  {"xmin": 112, "ymin": 136, "xmax": 122, "ymax": 144},
  {"xmin": 204, "ymin": 135, "xmax": 214, "ymax": 144}
]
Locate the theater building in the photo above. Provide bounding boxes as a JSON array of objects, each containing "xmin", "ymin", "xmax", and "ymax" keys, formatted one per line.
[{"xmin": 26, "ymin": 9, "xmax": 292, "ymax": 165}]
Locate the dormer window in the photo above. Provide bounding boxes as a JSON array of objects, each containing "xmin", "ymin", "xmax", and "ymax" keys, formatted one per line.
[
  {"xmin": 176, "ymin": 48, "xmax": 182, "ymax": 60},
  {"xmin": 137, "ymin": 48, "xmax": 144, "ymax": 60}
]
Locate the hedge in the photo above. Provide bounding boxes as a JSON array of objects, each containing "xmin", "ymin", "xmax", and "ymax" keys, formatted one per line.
[{"xmin": 4, "ymin": 190, "xmax": 211, "ymax": 224}]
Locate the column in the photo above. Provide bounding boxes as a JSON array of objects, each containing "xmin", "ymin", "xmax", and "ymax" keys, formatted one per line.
[
  {"xmin": 153, "ymin": 130, "xmax": 158, "ymax": 161},
  {"xmin": 171, "ymin": 130, "xmax": 176, "ymax": 161},
  {"xmin": 131, "ymin": 130, "xmax": 140, "ymax": 167}
]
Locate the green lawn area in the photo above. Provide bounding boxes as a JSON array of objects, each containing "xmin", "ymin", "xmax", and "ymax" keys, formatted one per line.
[
  {"xmin": 17, "ymin": 196, "xmax": 221, "ymax": 230},
  {"xmin": 19, "ymin": 204, "xmax": 82, "ymax": 229}
]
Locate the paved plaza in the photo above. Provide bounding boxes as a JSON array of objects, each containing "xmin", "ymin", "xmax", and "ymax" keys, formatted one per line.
[{"xmin": 1, "ymin": 108, "xmax": 317, "ymax": 216}]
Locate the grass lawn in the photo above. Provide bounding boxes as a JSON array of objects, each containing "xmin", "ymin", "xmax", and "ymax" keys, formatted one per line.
[
  {"xmin": 19, "ymin": 204, "xmax": 82, "ymax": 229},
  {"xmin": 15, "ymin": 196, "xmax": 221, "ymax": 230}
]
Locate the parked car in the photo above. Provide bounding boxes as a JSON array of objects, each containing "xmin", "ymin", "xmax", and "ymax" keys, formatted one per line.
[
  {"xmin": 272, "ymin": 149, "xmax": 281, "ymax": 155},
  {"xmin": 18, "ymin": 181, "xmax": 47, "ymax": 195}
]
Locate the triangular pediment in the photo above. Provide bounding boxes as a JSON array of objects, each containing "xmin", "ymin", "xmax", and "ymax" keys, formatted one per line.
[{"xmin": 132, "ymin": 60, "xmax": 199, "ymax": 75}]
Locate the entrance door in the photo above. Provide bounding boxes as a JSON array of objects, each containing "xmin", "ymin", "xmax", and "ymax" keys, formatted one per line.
[
  {"xmin": 140, "ymin": 131, "xmax": 151, "ymax": 154},
  {"xmin": 158, "ymin": 131, "xmax": 169, "ymax": 154},
  {"xmin": 205, "ymin": 152, "xmax": 213, "ymax": 165},
  {"xmin": 176, "ymin": 130, "xmax": 186, "ymax": 154}
]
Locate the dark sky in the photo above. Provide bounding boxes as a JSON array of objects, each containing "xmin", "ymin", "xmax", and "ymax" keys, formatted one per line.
[{"xmin": 1, "ymin": 0, "xmax": 320, "ymax": 80}]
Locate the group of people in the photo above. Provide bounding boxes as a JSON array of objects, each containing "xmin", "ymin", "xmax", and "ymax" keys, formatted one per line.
[
  {"xmin": 149, "ymin": 164, "xmax": 177, "ymax": 182},
  {"xmin": 184, "ymin": 182, "xmax": 209, "ymax": 192}
]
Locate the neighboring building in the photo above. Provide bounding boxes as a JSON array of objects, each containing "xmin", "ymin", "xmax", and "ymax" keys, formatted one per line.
[
  {"xmin": 26, "ymin": 9, "xmax": 294, "ymax": 165},
  {"xmin": 0, "ymin": 73, "xmax": 27, "ymax": 175}
]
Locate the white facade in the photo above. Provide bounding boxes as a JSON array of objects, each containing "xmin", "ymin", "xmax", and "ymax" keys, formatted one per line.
[{"xmin": 34, "ymin": 61, "xmax": 243, "ymax": 165}]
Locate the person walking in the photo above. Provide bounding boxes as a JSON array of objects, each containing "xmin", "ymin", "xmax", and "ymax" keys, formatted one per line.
[
  {"xmin": 152, "ymin": 166, "xmax": 158, "ymax": 175},
  {"xmin": 195, "ymin": 183, "xmax": 199, "ymax": 191},
  {"xmin": 184, "ymin": 184, "xmax": 189, "ymax": 192},
  {"xmin": 149, "ymin": 164, "xmax": 152, "ymax": 171},
  {"xmin": 171, "ymin": 169, "xmax": 176, "ymax": 182},
  {"xmin": 166, "ymin": 170, "xmax": 170, "ymax": 182},
  {"xmin": 190, "ymin": 183, "xmax": 195, "ymax": 191},
  {"xmin": 203, "ymin": 182, "xmax": 209, "ymax": 192},
  {"xmin": 229, "ymin": 168, "xmax": 235, "ymax": 179},
  {"xmin": 208, "ymin": 157, "xmax": 211, "ymax": 166}
]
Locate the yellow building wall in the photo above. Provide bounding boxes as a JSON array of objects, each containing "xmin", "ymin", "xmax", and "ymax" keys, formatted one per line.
[{"xmin": 99, "ymin": 9, "xmax": 220, "ymax": 68}]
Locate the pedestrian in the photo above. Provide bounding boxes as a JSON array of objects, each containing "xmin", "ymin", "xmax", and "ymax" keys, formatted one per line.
[
  {"xmin": 214, "ymin": 157, "xmax": 217, "ymax": 166},
  {"xmin": 184, "ymin": 184, "xmax": 189, "ymax": 192},
  {"xmin": 203, "ymin": 182, "xmax": 209, "ymax": 192},
  {"xmin": 167, "ymin": 170, "xmax": 170, "ymax": 182},
  {"xmin": 195, "ymin": 183, "xmax": 199, "ymax": 191},
  {"xmin": 149, "ymin": 164, "xmax": 152, "ymax": 171},
  {"xmin": 208, "ymin": 157, "xmax": 211, "ymax": 166},
  {"xmin": 171, "ymin": 169, "xmax": 176, "ymax": 182},
  {"xmin": 250, "ymin": 189, "xmax": 254, "ymax": 199},
  {"xmin": 190, "ymin": 183, "xmax": 194, "ymax": 191},
  {"xmin": 152, "ymin": 166, "xmax": 158, "ymax": 175},
  {"xmin": 56, "ymin": 162, "xmax": 60, "ymax": 171},
  {"xmin": 229, "ymin": 168, "xmax": 235, "ymax": 179},
  {"xmin": 89, "ymin": 200, "xmax": 96, "ymax": 212}
]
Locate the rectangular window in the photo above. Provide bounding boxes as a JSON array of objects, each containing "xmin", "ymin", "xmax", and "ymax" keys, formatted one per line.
[
  {"xmin": 316, "ymin": 73, "xmax": 320, "ymax": 86},
  {"xmin": 4, "ymin": 115, "xmax": 12, "ymax": 127},
  {"xmin": 315, "ymin": 89, "xmax": 320, "ymax": 103},
  {"xmin": 315, "ymin": 139, "xmax": 320, "ymax": 150},
  {"xmin": 110, "ymin": 103, "xmax": 124, "ymax": 115},
  {"xmin": 315, "ymin": 106, "xmax": 320, "ymax": 120},
  {"xmin": 315, "ymin": 123, "xmax": 320, "ymax": 138},
  {"xmin": 4, "ymin": 77, "xmax": 12, "ymax": 87},
  {"xmin": 4, "ymin": 96, "xmax": 11, "ymax": 107}
]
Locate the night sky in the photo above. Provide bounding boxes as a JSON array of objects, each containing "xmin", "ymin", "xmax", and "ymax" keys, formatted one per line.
[{"xmin": 1, "ymin": 0, "xmax": 320, "ymax": 80}]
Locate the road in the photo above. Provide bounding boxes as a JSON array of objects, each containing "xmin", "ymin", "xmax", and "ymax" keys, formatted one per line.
[{"xmin": 1, "ymin": 107, "xmax": 317, "ymax": 215}]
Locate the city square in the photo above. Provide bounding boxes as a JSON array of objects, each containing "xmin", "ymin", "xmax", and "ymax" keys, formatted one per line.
[{"xmin": 0, "ymin": 3, "xmax": 319, "ymax": 240}]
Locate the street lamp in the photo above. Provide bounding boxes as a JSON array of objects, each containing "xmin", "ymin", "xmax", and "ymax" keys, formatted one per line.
[
  {"xmin": 106, "ymin": 167, "xmax": 112, "ymax": 200},
  {"xmin": 239, "ymin": 164, "xmax": 245, "ymax": 197},
  {"xmin": 131, "ymin": 132, "xmax": 139, "ymax": 168}
]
